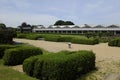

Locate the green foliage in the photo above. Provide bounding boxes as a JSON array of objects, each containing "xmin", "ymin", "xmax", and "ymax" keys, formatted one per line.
[
  {"xmin": 0, "ymin": 45, "xmax": 18, "ymax": 58},
  {"xmin": 3, "ymin": 46, "xmax": 43, "ymax": 65},
  {"xmin": 57, "ymin": 36, "xmax": 72, "ymax": 42},
  {"xmin": 54, "ymin": 20, "xmax": 74, "ymax": 25},
  {"xmin": 17, "ymin": 33, "xmax": 27, "ymax": 38},
  {"xmin": 0, "ymin": 30, "xmax": 16, "ymax": 44},
  {"xmin": 44, "ymin": 35, "xmax": 60, "ymax": 42},
  {"xmin": 0, "ymin": 23, "xmax": 6, "ymax": 29},
  {"xmin": 71, "ymin": 38, "xmax": 99, "ymax": 45},
  {"xmin": 64, "ymin": 21, "xmax": 74, "ymax": 25},
  {"xmin": 23, "ymin": 50, "xmax": 95, "ymax": 80},
  {"xmin": 108, "ymin": 38, "xmax": 120, "ymax": 47},
  {"xmin": 85, "ymin": 32, "xmax": 95, "ymax": 39},
  {"xmin": 19, "ymin": 22, "xmax": 32, "ymax": 33},
  {"xmin": 23, "ymin": 56, "xmax": 40, "ymax": 76},
  {"xmin": 26, "ymin": 34, "xmax": 43, "ymax": 40},
  {"xmin": 17, "ymin": 33, "xmax": 99, "ymax": 45}
]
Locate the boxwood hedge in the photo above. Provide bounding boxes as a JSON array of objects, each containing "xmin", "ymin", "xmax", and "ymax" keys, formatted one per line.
[
  {"xmin": 0, "ymin": 45, "xmax": 18, "ymax": 58},
  {"xmin": 17, "ymin": 33, "xmax": 99, "ymax": 45},
  {"xmin": 0, "ymin": 30, "xmax": 16, "ymax": 44},
  {"xmin": 3, "ymin": 46, "xmax": 43, "ymax": 65},
  {"xmin": 71, "ymin": 38, "xmax": 99, "ymax": 45},
  {"xmin": 108, "ymin": 38, "xmax": 120, "ymax": 47},
  {"xmin": 17, "ymin": 33, "xmax": 27, "ymax": 38},
  {"xmin": 23, "ymin": 50, "xmax": 95, "ymax": 80},
  {"xmin": 57, "ymin": 36, "xmax": 72, "ymax": 42}
]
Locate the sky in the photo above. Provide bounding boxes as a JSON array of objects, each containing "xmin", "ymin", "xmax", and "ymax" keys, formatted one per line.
[{"xmin": 0, "ymin": 0, "xmax": 120, "ymax": 27}]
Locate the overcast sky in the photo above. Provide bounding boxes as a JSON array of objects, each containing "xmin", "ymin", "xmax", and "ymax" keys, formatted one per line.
[{"xmin": 0, "ymin": 0, "xmax": 120, "ymax": 27}]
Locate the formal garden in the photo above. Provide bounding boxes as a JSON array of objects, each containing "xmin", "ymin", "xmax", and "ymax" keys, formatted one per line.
[{"xmin": 0, "ymin": 23, "xmax": 120, "ymax": 80}]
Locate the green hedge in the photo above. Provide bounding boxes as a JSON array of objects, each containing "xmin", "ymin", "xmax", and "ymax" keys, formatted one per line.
[
  {"xmin": 0, "ymin": 45, "xmax": 17, "ymax": 58},
  {"xmin": 0, "ymin": 30, "xmax": 16, "ymax": 44},
  {"xmin": 57, "ymin": 36, "xmax": 72, "ymax": 42},
  {"xmin": 23, "ymin": 50, "xmax": 95, "ymax": 80},
  {"xmin": 26, "ymin": 34, "xmax": 43, "ymax": 40},
  {"xmin": 23, "ymin": 56, "xmax": 40, "ymax": 76},
  {"xmin": 108, "ymin": 38, "xmax": 120, "ymax": 47},
  {"xmin": 17, "ymin": 33, "xmax": 27, "ymax": 38},
  {"xmin": 17, "ymin": 33, "xmax": 99, "ymax": 45},
  {"xmin": 44, "ymin": 35, "xmax": 60, "ymax": 42},
  {"xmin": 3, "ymin": 46, "xmax": 43, "ymax": 65},
  {"xmin": 71, "ymin": 38, "xmax": 99, "ymax": 45}
]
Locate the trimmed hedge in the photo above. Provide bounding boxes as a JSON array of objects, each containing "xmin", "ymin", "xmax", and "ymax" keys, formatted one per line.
[
  {"xmin": 26, "ymin": 34, "xmax": 43, "ymax": 40},
  {"xmin": 0, "ymin": 45, "xmax": 17, "ymax": 58},
  {"xmin": 0, "ymin": 30, "xmax": 16, "ymax": 44},
  {"xmin": 17, "ymin": 33, "xmax": 99, "ymax": 45},
  {"xmin": 17, "ymin": 33, "xmax": 27, "ymax": 38},
  {"xmin": 3, "ymin": 46, "xmax": 43, "ymax": 65},
  {"xmin": 23, "ymin": 56, "xmax": 40, "ymax": 76},
  {"xmin": 71, "ymin": 38, "xmax": 99, "ymax": 45},
  {"xmin": 57, "ymin": 36, "xmax": 72, "ymax": 42},
  {"xmin": 108, "ymin": 38, "xmax": 120, "ymax": 47},
  {"xmin": 23, "ymin": 50, "xmax": 95, "ymax": 80}
]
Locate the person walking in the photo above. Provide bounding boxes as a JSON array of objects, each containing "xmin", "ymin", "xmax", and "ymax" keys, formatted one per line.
[{"xmin": 68, "ymin": 42, "xmax": 72, "ymax": 48}]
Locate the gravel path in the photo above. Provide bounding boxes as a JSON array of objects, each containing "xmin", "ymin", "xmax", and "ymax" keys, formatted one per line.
[{"xmin": 13, "ymin": 39, "xmax": 120, "ymax": 80}]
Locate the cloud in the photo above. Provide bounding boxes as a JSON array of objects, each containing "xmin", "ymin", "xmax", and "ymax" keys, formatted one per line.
[
  {"xmin": 0, "ymin": 12, "xmax": 59, "ymax": 27},
  {"xmin": 0, "ymin": 0, "xmax": 120, "ymax": 27}
]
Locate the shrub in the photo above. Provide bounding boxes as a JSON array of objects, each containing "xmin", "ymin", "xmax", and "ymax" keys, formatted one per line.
[
  {"xmin": 71, "ymin": 38, "xmax": 99, "ymax": 45},
  {"xmin": 17, "ymin": 33, "xmax": 27, "ymax": 38},
  {"xmin": 23, "ymin": 56, "xmax": 39, "ymax": 76},
  {"xmin": 108, "ymin": 38, "xmax": 120, "ymax": 47},
  {"xmin": 3, "ymin": 46, "xmax": 43, "ymax": 65},
  {"xmin": 44, "ymin": 35, "xmax": 60, "ymax": 42},
  {"xmin": 0, "ymin": 30, "xmax": 16, "ymax": 44},
  {"xmin": 0, "ymin": 45, "xmax": 17, "ymax": 58},
  {"xmin": 23, "ymin": 50, "xmax": 95, "ymax": 80},
  {"xmin": 57, "ymin": 36, "xmax": 72, "ymax": 42},
  {"xmin": 26, "ymin": 34, "xmax": 43, "ymax": 40}
]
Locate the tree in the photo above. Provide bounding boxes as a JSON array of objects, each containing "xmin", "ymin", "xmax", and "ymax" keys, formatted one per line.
[
  {"xmin": 19, "ymin": 22, "xmax": 32, "ymax": 33},
  {"xmin": 64, "ymin": 21, "xmax": 74, "ymax": 25},
  {"xmin": 54, "ymin": 20, "xmax": 65, "ymax": 25},
  {"xmin": 0, "ymin": 23, "xmax": 6, "ymax": 29},
  {"xmin": 54, "ymin": 20, "xmax": 75, "ymax": 25},
  {"xmin": 21, "ymin": 22, "xmax": 27, "ymax": 27}
]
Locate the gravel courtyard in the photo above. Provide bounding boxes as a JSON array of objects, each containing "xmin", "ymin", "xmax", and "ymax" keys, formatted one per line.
[{"xmin": 13, "ymin": 39, "xmax": 120, "ymax": 80}]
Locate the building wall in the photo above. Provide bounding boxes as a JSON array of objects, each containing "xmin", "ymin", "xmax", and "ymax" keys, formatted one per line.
[{"xmin": 33, "ymin": 28, "xmax": 120, "ymax": 35}]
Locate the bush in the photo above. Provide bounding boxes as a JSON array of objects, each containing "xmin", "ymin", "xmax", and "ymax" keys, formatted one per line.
[
  {"xmin": 0, "ymin": 30, "xmax": 16, "ymax": 44},
  {"xmin": 44, "ymin": 35, "xmax": 60, "ymax": 42},
  {"xmin": 108, "ymin": 38, "xmax": 120, "ymax": 47},
  {"xmin": 23, "ymin": 56, "xmax": 40, "ymax": 76},
  {"xmin": 26, "ymin": 34, "xmax": 43, "ymax": 40},
  {"xmin": 17, "ymin": 33, "xmax": 27, "ymax": 38},
  {"xmin": 0, "ymin": 45, "xmax": 17, "ymax": 58},
  {"xmin": 23, "ymin": 50, "xmax": 95, "ymax": 80},
  {"xmin": 71, "ymin": 38, "xmax": 99, "ymax": 45},
  {"xmin": 3, "ymin": 46, "xmax": 43, "ymax": 65},
  {"xmin": 16, "ymin": 33, "xmax": 99, "ymax": 45},
  {"xmin": 57, "ymin": 36, "xmax": 72, "ymax": 42}
]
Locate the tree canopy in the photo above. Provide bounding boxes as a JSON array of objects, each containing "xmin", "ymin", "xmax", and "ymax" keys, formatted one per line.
[
  {"xmin": 0, "ymin": 23, "xmax": 6, "ymax": 29},
  {"xmin": 18, "ymin": 22, "xmax": 32, "ymax": 33},
  {"xmin": 54, "ymin": 20, "xmax": 74, "ymax": 25}
]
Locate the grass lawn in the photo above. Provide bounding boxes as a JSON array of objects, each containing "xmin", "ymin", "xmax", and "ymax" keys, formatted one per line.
[{"xmin": 0, "ymin": 59, "xmax": 37, "ymax": 80}]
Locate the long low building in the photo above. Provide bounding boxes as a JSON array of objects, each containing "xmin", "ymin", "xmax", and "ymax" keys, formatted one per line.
[{"xmin": 33, "ymin": 25, "xmax": 120, "ymax": 35}]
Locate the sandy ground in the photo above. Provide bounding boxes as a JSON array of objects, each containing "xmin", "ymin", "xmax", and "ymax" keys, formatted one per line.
[{"xmin": 12, "ymin": 39, "xmax": 120, "ymax": 80}]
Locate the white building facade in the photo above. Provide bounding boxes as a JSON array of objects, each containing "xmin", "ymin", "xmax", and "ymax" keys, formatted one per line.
[{"xmin": 33, "ymin": 25, "xmax": 120, "ymax": 35}]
